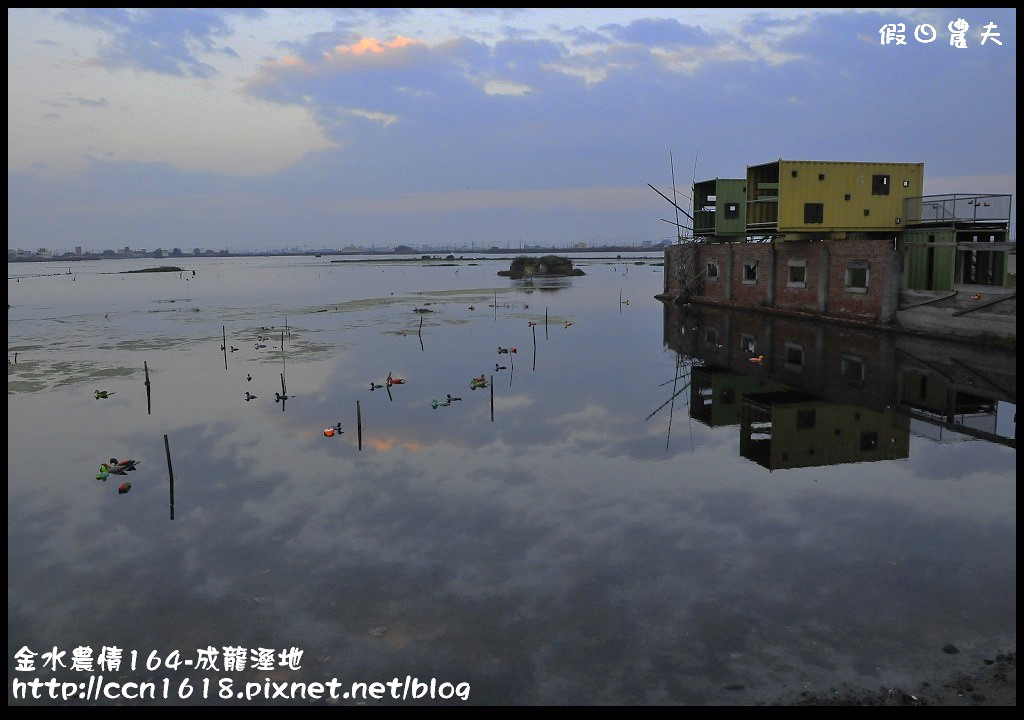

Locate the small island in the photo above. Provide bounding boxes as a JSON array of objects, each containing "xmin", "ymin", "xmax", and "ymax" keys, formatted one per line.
[
  {"xmin": 120, "ymin": 266, "xmax": 185, "ymax": 273},
  {"xmin": 497, "ymin": 255, "xmax": 586, "ymax": 278}
]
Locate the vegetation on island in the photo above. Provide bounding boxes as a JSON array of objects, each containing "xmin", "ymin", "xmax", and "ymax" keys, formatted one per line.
[
  {"xmin": 497, "ymin": 255, "xmax": 585, "ymax": 278},
  {"xmin": 120, "ymin": 266, "xmax": 185, "ymax": 273}
]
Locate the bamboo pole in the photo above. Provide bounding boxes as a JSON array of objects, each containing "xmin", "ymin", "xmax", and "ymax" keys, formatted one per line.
[
  {"xmin": 357, "ymin": 400, "xmax": 363, "ymax": 450},
  {"xmin": 532, "ymin": 324, "xmax": 537, "ymax": 371},
  {"xmin": 164, "ymin": 434, "xmax": 175, "ymax": 520},
  {"xmin": 144, "ymin": 361, "xmax": 152, "ymax": 414}
]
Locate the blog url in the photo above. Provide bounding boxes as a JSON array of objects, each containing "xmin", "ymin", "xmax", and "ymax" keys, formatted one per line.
[{"xmin": 12, "ymin": 675, "xmax": 471, "ymax": 702}]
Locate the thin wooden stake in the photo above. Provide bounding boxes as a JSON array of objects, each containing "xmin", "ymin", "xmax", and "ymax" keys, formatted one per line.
[
  {"xmin": 223, "ymin": 326, "xmax": 228, "ymax": 369},
  {"xmin": 532, "ymin": 324, "xmax": 537, "ymax": 371},
  {"xmin": 144, "ymin": 361, "xmax": 152, "ymax": 415},
  {"xmin": 164, "ymin": 434, "xmax": 175, "ymax": 521},
  {"xmin": 357, "ymin": 400, "xmax": 363, "ymax": 450},
  {"xmin": 490, "ymin": 374, "xmax": 494, "ymax": 422}
]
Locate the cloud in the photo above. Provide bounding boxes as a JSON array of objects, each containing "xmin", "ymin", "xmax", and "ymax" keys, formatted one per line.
[
  {"xmin": 7, "ymin": 8, "xmax": 1016, "ymax": 251},
  {"xmin": 56, "ymin": 8, "xmax": 263, "ymax": 77}
]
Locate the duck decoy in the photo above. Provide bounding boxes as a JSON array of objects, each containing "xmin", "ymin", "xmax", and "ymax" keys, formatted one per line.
[
  {"xmin": 495, "ymin": 364, "xmax": 507, "ymax": 371},
  {"xmin": 100, "ymin": 458, "xmax": 139, "ymax": 476},
  {"xmin": 230, "ymin": 346, "xmax": 239, "ymax": 353},
  {"xmin": 245, "ymin": 392, "xmax": 257, "ymax": 401},
  {"xmin": 247, "ymin": 374, "xmax": 252, "ymax": 382}
]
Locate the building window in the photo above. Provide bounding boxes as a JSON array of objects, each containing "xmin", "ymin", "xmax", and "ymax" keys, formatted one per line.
[
  {"xmin": 740, "ymin": 333, "xmax": 757, "ymax": 355},
  {"xmin": 796, "ymin": 409, "xmax": 815, "ymax": 429},
  {"xmin": 841, "ymin": 354, "xmax": 865, "ymax": 386},
  {"xmin": 863, "ymin": 208, "xmax": 870, "ymax": 216},
  {"xmin": 742, "ymin": 260, "xmax": 758, "ymax": 284},
  {"xmin": 704, "ymin": 327, "xmax": 718, "ymax": 344},
  {"xmin": 819, "ymin": 173, "xmax": 825, "ymax": 181},
  {"xmin": 791, "ymin": 170, "xmax": 798, "ymax": 178},
  {"xmin": 845, "ymin": 194, "xmax": 851, "ymax": 201},
  {"xmin": 787, "ymin": 260, "xmax": 807, "ymax": 288},
  {"xmin": 860, "ymin": 431, "xmax": 879, "ymax": 451},
  {"xmin": 804, "ymin": 203, "xmax": 824, "ymax": 223},
  {"xmin": 719, "ymin": 388, "xmax": 735, "ymax": 405},
  {"xmin": 785, "ymin": 342, "xmax": 804, "ymax": 369},
  {"xmin": 845, "ymin": 260, "xmax": 870, "ymax": 293},
  {"xmin": 724, "ymin": 203, "xmax": 739, "ymax": 219},
  {"xmin": 903, "ymin": 180, "xmax": 910, "ymax": 187},
  {"xmin": 872, "ymin": 174, "xmax": 890, "ymax": 195},
  {"xmin": 706, "ymin": 259, "xmax": 719, "ymax": 282}
]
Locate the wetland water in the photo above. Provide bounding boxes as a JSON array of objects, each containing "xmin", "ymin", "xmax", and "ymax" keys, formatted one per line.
[{"xmin": 7, "ymin": 254, "xmax": 1016, "ymax": 705}]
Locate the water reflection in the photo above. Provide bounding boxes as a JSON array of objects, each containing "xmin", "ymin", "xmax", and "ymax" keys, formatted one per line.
[
  {"xmin": 664, "ymin": 303, "xmax": 1016, "ymax": 470},
  {"xmin": 7, "ymin": 257, "xmax": 1015, "ymax": 706}
]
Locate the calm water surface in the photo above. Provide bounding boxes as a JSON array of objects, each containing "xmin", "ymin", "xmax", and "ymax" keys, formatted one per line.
[{"xmin": 7, "ymin": 255, "xmax": 1016, "ymax": 705}]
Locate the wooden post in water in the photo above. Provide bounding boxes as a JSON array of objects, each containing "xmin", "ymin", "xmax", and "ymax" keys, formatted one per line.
[
  {"xmin": 545, "ymin": 307, "xmax": 549, "ymax": 339},
  {"xmin": 144, "ymin": 361, "xmax": 152, "ymax": 415},
  {"xmin": 532, "ymin": 324, "xmax": 537, "ymax": 371},
  {"xmin": 164, "ymin": 434, "xmax": 175, "ymax": 520},
  {"xmin": 490, "ymin": 374, "xmax": 494, "ymax": 422},
  {"xmin": 357, "ymin": 400, "xmax": 363, "ymax": 450},
  {"xmin": 222, "ymin": 326, "xmax": 228, "ymax": 369}
]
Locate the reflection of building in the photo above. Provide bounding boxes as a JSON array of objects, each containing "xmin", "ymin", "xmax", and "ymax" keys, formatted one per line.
[
  {"xmin": 660, "ymin": 159, "xmax": 1015, "ymax": 344},
  {"xmin": 739, "ymin": 391, "xmax": 909, "ymax": 471},
  {"xmin": 663, "ymin": 303, "xmax": 1015, "ymax": 471},
  {"xmin": 690, "ymin": 369, "xmax": 784, "ymax": 427}
]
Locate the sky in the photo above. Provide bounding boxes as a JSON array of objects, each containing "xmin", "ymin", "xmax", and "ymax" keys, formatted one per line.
[{"xmin": 7, "ymin": 7, "xmax": 1017, "ymax": 254}]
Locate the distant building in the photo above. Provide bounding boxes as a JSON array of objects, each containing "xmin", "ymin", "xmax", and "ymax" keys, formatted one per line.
[{"xmin": 661, "ymin": 158, "xmax": 1015, "ymax": 344}]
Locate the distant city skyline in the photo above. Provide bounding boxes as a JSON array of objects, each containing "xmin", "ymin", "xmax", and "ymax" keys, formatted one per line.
[
  {"xmin": 9, "ymin": 237, "xmax": 667, "ymax": 261},
  {"xmin": 8, "ymin": 8, "xmax": 1017, "ymax": 253}
]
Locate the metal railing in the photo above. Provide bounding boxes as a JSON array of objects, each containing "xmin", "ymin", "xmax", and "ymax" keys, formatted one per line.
[{"xmin": 905, "ymin": 194, "xmax": 1012, "ymax": 225}]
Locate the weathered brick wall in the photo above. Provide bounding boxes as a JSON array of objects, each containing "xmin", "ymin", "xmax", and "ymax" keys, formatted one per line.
[
  {"xmin": 726, "ymin": 244, "xmax": 773, "ymax": 306},
  {"xmin": 825, "ymin": 239, "xmax": 890, "ymax": 322},
  {"xmin": 666, "ymin": 239, "xmax": 892, "ymax": 325},
  {"xmin": 699, "ymin": 245, "xmax": 731, "ymax": 303},
  {"xmin": 773, "ymin": 240, "xmax": 823, "ymax": 313}
]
